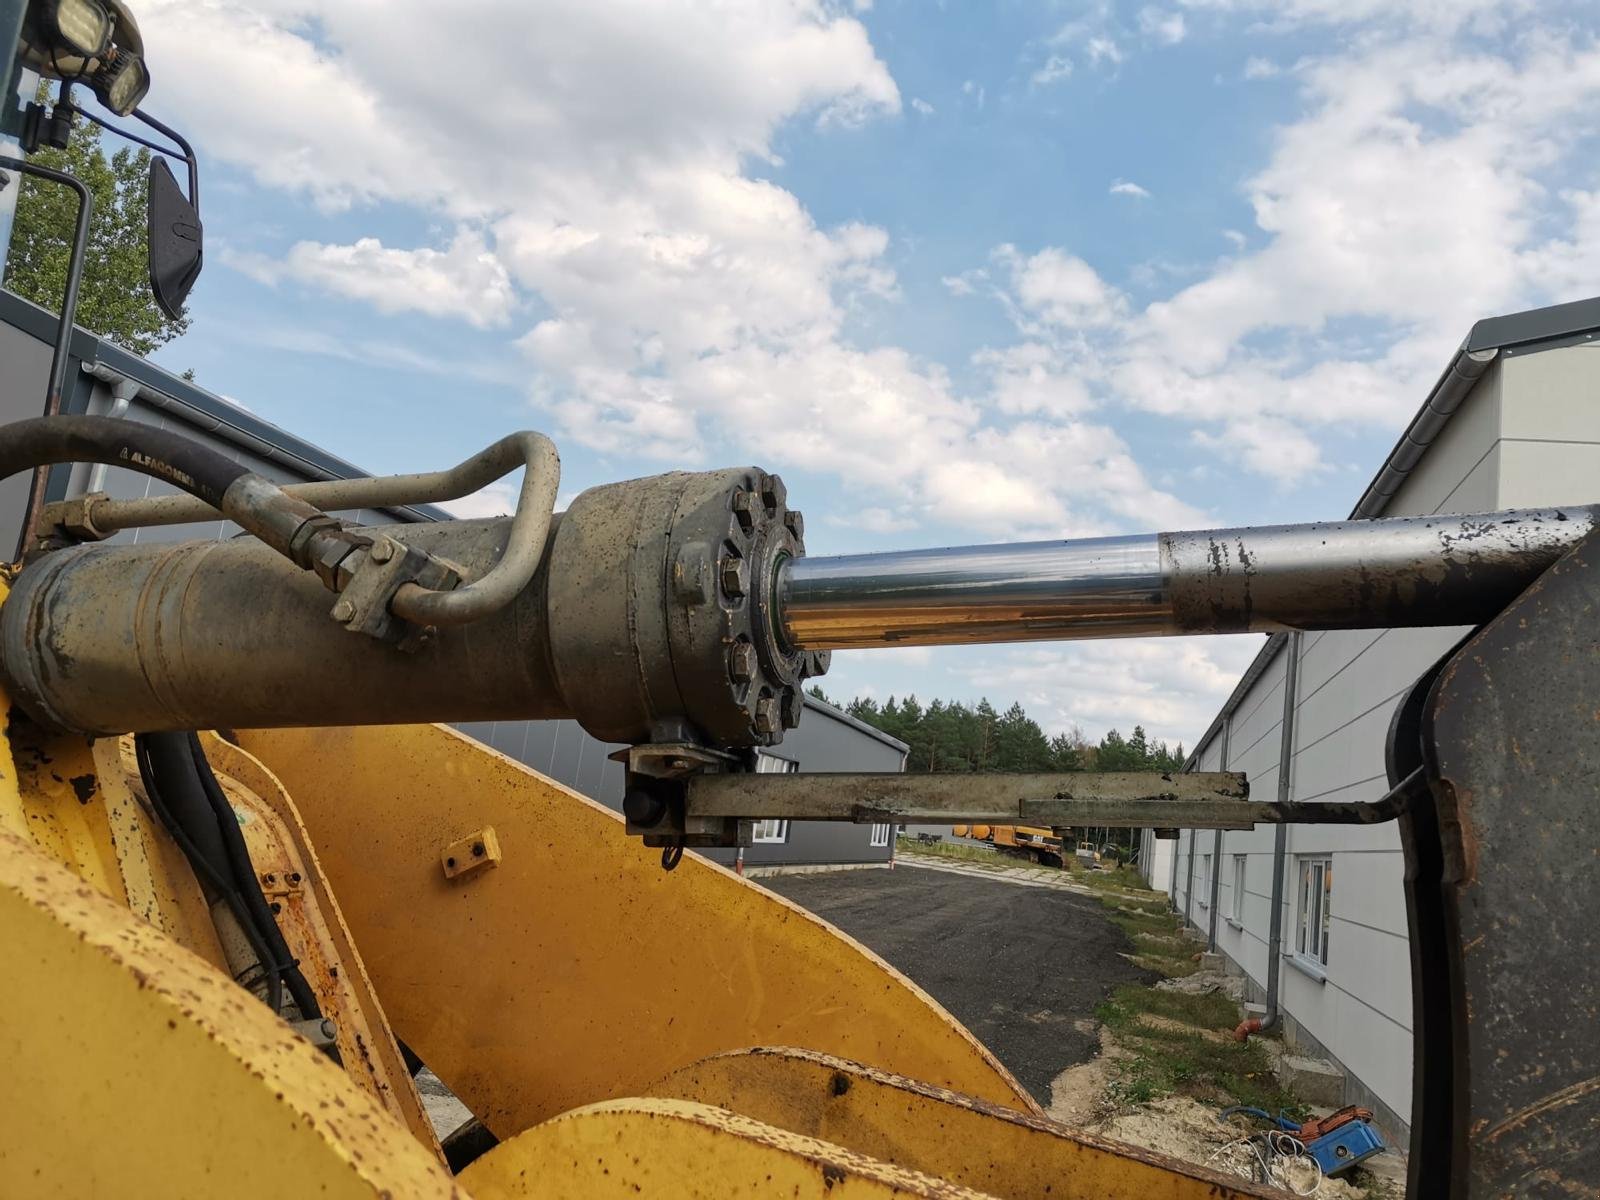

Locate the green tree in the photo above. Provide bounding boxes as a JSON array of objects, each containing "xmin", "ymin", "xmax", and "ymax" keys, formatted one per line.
[{"xmin": 4, "ymin": 106, "xmax": 190, "ymax": 355}]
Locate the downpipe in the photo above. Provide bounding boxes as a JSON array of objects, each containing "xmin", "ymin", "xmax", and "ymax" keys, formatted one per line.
[{"xmin": 1235, "ymin": 632, "xmax": 1300, "ymax": 1042}]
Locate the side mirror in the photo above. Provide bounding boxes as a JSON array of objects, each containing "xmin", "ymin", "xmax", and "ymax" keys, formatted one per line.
[{"xmin": 148, "ymin": 156, "xmax": 202, "ymax": 319}]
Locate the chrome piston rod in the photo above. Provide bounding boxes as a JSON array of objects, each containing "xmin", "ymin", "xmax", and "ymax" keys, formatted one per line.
[{"xmin": 777, "ymin": 506, "xmax": 1599, "ymax": 650}]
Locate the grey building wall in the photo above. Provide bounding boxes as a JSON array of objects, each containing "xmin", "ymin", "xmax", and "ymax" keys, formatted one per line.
[
  {"xmin": 0, "ymin": 288, "xmax": 908, "ymax": 867},
  {"xmin": 1167, "ymin": 302, "xmax": 1600, "ymax": 1141}
]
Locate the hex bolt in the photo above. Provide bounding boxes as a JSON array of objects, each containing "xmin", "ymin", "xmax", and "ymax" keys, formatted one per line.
[
  {"xmin": 368, "ymin": 538, "xmax": 394, "ymax": 564},
  {"xmin": 760, "ymin": 473, "xmax": 787, "ymax": 513},
  {"xmin": 783, "ymin": 509, "xmax": 804, "ymax": 540},
  {"xmin": 331, "ymin": 598, "xmax": 355, "ymax": 622},
  {"xmin": 729, "ymin": 641, "xmax": 757, "ymax": 683},
  {"xmin": 754, "ymin": 696, "xmax": 781, "ymax": 735},
  {"xmin": 720, "ymin": 556, "xmax": 747, "ymax": 599},
  {"xmin": 731, "ymin": 489, "xmax": 757, "ymax": 532}
]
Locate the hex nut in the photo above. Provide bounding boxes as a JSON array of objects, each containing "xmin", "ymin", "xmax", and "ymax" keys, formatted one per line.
[
  {"xmin": 760, "ymin": 473, "xmax": 787, "ymax": 513},
  {"xmin": 753, "ymin": 696, "xmax": 781, "ymax": 735},
  {"xmin": 729, "ymin": 641, "xmax": 758, "ymax": 683},
  {"xmin": 331, "ymin": 598, "xmax": 355, "ymax": 623},
  {"xmin": 783, "ymin": 509, "xmax": 804, "ymax": 540},
  {"xmin": 780, "ymin": 687, "xmax": 804, "ymax": 728},
  {"xmin": 720, "ymin": 556, "xmax": 747, "ymax": 599},
  {"xmin": 731, "ymin": 489, "xmax": 757, "ymax": 532}
]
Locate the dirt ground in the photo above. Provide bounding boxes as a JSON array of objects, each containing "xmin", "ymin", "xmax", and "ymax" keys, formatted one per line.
[
  {"xmin": 763, "ymin": 863, "xmax": 1156, "ymax": 1101},
  {"xmin": 769, "ymin": 862, "xmax": 1407, "ymax": 1198}
]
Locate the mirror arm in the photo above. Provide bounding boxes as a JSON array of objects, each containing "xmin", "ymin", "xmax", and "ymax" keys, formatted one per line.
[
  {"xmin": 0, "ymin": 156, "xmax": 94, "ymax": 557},
  {"xmin": 132, "ymin": 108, "xmax": 197, "ymax": 209}
]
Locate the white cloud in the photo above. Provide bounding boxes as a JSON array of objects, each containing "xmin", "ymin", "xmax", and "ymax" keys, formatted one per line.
[
  {"xmin": 1031, "ymin": 55, "xmax": 1074, "ymax": 87},
  {"xmin": 149, "ymin": 1, "xmax": 1195, "ymax": 542},
  {"xmin": 826, "ymin": 506, "xmax": 918, "ymax": 534},
  {"xmin": 910, "ymin": 96, "xmax": 935, "ymax": 115},
  {"xmin": 959, "ymin": 636, "xmax": 1267, "ymax": 748},
  {"xmin": 1243, "ymin": 55, "xmax": 1280, "ymax": 78},
  {"xmin": 238, "ymin": 232, "xmax": 516, "ymax": 329},
  {"xmin": 1109, "ymin": 179, "xmax": 1152, "ymax": 199},
  {"xmin": 1086, "ymin": 36, "xmax": 1125, "ymax": 67},
  {"xmin": 441, "ymin": 481, "xmax": 520, "ymax": 519},
  {"xmin": 1001, "ymin": 245, "xmax": 1127, "ymax": 330},
  {"xmin": 967, "ymin": 19, "xmax": 1600, "ymax": 481},
  {"xmin": 1139, "ymin": 8, "xmax": 1188, "ymax": 43}
]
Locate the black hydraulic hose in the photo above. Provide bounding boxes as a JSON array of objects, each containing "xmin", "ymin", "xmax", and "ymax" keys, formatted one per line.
[
  {"xmin": 135, "ymin": 734, "xmax": 284, "ymax": 1014},
  {"xmin": 187, "ymin": 732, "xmax": 321, "ymax": 1020},
  {"xmin": 0, "ymin": 414, "xmax": 249, "ymax": 509}
]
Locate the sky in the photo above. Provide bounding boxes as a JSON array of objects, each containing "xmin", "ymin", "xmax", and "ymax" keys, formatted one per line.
[{"xmin": 121, "ymin": 0, "xmax": 1600, "ymax": 750}]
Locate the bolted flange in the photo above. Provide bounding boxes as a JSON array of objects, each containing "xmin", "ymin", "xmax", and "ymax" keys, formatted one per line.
[{"xmin": 546, "ymin": 465, "xmax": 828, "ymax": 750}]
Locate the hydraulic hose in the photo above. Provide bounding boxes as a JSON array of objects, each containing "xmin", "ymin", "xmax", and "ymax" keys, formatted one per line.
[
  {"xmin": 135, "ymin": 731, "xmax": 322, "ymax": 1021},
  {"xmin": 0, "ymin": 414, "xmax": 250, "ymax": 508},
  {"xmin": 188, "ymin": 732, "xmax": 320, "ymax": 1020},
  {"xmin": 0, "ymin": 415, "xmax": 340, "ymax": 567}
]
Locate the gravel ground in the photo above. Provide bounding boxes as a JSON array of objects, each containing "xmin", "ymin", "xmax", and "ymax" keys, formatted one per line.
[{"xmin": 763, "ymin": 865, "xmax": 1157, "ymax": 1102}]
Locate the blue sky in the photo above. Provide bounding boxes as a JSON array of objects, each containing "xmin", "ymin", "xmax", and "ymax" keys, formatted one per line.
[{"xmin": 127, "ymin": 0, "xmax": 1600, "ymax": 748}]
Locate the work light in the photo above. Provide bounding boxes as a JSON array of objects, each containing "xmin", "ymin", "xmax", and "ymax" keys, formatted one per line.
[
  {"xmin": 44, "ymin": 0, "xmax": 112, "ymax": 58},
  {"xmin": 93, "ymin": 47, "xmax": 147, "ymax": 115}
]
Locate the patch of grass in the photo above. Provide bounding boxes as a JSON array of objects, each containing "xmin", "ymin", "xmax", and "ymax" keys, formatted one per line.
[
  {"xmin": 1079, "ymin": 864, "xmax": 1150, "ymax": 892},
  {"xmin": 1131, "ymin": 952, "xmax": 1201, "ymax": 978},
  {"xmin": 1099, "ymin": 983, "xmax": 1240, "ymax": 1030},
  {"xmin": 1105, "ymin": 907, "xmax": 1180, "ymax": 938},
  {"xmin": 1096, "ymin": 985, "xmax": 1305, "ymax": 1116},
  {"xmin": 893, "ymin": 837, "xmax": 1005, "ymax": 868}
]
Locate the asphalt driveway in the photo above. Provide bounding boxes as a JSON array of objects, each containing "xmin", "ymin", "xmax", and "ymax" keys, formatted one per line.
[{"xmin": 764, "ymin": 864, "xmax": 1156, "ymax": 1102}]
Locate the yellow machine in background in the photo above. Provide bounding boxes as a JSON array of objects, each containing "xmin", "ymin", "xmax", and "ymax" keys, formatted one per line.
[{"xmin": 953, "ymin": 824, "xmax": 1068, "ymax": 867}]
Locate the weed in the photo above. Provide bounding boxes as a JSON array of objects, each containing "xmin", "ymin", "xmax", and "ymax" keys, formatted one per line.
[
  {"xmin": 1096, "ymin": 984, "xmax": 1306, "ymax": 1115},
  {"xmin": 893, "ymin": 837, "xmax": 1006, "ymax": 868}
]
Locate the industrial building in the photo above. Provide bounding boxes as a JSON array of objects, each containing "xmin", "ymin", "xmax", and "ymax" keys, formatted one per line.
[
  {"xmin": 1144, "ymin": 295, "xmax": 1600, "ymax": 1140},
  {"xmin": 0, "ymin": 289, "xmax": 906, "ymax": 872}
]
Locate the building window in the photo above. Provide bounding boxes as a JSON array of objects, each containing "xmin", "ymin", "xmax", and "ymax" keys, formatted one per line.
[
  {"xmin": 752, "ymin": 820, "xmax": 790, "ymax": 844},
  {"xmin": 1231, "ymin": 854, "xmax": 1247, "ymax": 923},
  {"xmin": 1198, "ymin": 853, "xmax": 1212, "ymax": 907},
  {"xmin": 752, "ymin": 754, "xmax": 796, "ymax": 843},
  {"xmin": 1296, "ymin": 856, "xmax": 1333, "ymax": 967},
  {"xmin": 869, "ymin": 823, "xmax": 891, "ymax": 847}
]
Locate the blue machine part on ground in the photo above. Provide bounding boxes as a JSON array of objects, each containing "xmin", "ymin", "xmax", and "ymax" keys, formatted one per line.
[{"xmin": 1218, "ymin": 1104, "xmax": 1388, "ymax": 1178}]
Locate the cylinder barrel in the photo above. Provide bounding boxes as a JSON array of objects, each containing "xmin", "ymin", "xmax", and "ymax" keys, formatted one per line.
[
  {"xmin": 778, "ymin": 507, "xmax": 1598, "ymax": 650},
  {"xmin": 0, "ymin": 517, "xmax": 568, "ymax": 735}
]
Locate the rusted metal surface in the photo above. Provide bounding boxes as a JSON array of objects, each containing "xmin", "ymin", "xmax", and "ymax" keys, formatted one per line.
[
  {"xmin": 5, "ymin": 467, "xmax": 827, "ymax": 747},
  {"xmin": 648, "ymin": 1046, "xmax": 1279, "ymax": 1199},
  {"xmin": 1395, "ymin": 524, "xmax": 1600, "ymax": 1197},
  {"xmin": 239, "ymin": 721, "xmax": 1040, "ymax": 1137},
  {"xmin": 686, "ymin": 769, "xmax": 1247, "ymax": 824},
  {"xmin": 685, "ymin": 768, "xmax": 1289, "ymax": 828},
  {"xmin": 0, "ymin": 818, "xmax": 460, "ymax": 1198},
  {"xmin": 458, "ymin": 1097, "xmax": 998, "ymax": 1198},
  {"xmin": 203, "ymin": 735, "xmax": 441, "ymax": 1153},
  {"xmin": 780, "ymin": 506, "xmax": 1597, "ymax": 650}
]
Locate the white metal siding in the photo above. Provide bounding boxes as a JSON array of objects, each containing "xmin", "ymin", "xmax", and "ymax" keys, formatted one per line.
[{"xmin": 1174, "ymin": 342, "xmax": 1600, "ymax": 1128}]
